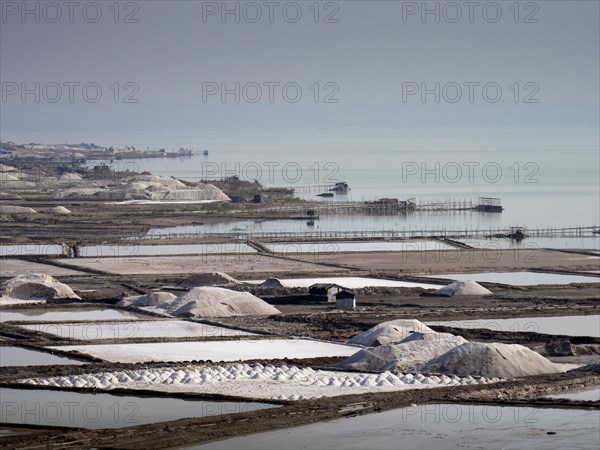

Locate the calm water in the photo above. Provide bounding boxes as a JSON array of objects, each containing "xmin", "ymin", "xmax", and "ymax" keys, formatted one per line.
[
  {"xmin": 0, "ymin": 347, "xmax": 86, "ymax": 367},
  {"xmin": 546, "ymin": 388, "xmax": 600, "ymax": 401},
  {"xmin": 267, "ymin": 240, "xmax": 455, "ymax": 253},
  {"xmin": 427, "ymin": 315, "xmax": 600, "ymax": 338},
  {"xmin": 0, "ymin": 308, "xmax": 149, "ymax": 323},
  {"xmin": 191, "ymin": 403, "xmax": 600, "ymax": 449},
  {"xmin": 427, "ymin": 271, "xmax": 600, "ymax": 286},
  {"xmin": 5, "ymin": 128, "xmax": 599, "ymax": 228},
  {"xmin": 0, "ymin": 388, "xmax": 277, "ymax": 429}
]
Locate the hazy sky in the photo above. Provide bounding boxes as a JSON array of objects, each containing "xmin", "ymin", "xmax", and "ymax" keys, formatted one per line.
[{"xmin": 1, "ymin": 0, "xmax": 599, "ymax": 132}]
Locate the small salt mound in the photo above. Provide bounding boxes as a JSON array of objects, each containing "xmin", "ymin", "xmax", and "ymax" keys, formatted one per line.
[
  {"xmin": 1, "ymin": 274, "xmax": 80, "ymax": 300},
  {"xmin": 348, "ymin": 319, "xmax": 435, "ymax": 347},
  {"xmin": 260, "ymin": 278, "xmax": 284, "ymax": 289},
  {"xmin": 421, "ymin": 342, "xmax": 562, "ymax": 378},
  {"xmin": 58, "ymin": 173, "xmax": 84, "ymax": 182},
  {"xmin": 433, "ymin": 280, "xmax": 492, "ymax": 297},
  {"xmin": 119, "ymin": 292, "xmax": 177, "ymax": 307},
  {"xmin": 0, "ymin": 205, "xmax": 36, "ymax": 214},
  {"xmin": 0, "ymin": 164, "xmax": 17, "ymax": 172},
  {"xmin": 0, "ymin": 193, "xmax": 22, "ymax": 200},
  {"xmin": 1, "ymin": 173, "xmax": 20, "ymax": 181},
  {"xmin": 339, "ymin": 332, "xmax": 468, "ymax": 372},
  {"xmin": 159, "ymin": 287, "xmax": 280, "ymax": 318},
  {"xmin": 177, "ymin": 272, "xmax": 240, "ymax": 288},
  {"xmin": 51, "ymin": 206, "xmax": 71, "ymax": 215}
]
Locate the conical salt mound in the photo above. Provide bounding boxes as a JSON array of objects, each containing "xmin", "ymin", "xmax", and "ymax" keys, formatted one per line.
[
  {"xmin": 1, "ymin": 274, "xmax": 80, "ymax": 300},
  {"xmin": 119, "ymin": 292, "xmax": 177, "ymax": 307},
  {"xmin": 51, "ymin": 206, "xmax": 72, "ymax": 215},
  {"xmin": 159, "ymin": 287, "xmax": 280, "ymax": 318},
  {"xmin": 177, "ymin": 272, "xmax": 240, "ymax": 288},
  {"xmin": 433, "ymin": 280, "xmax": 492, "ymax": 297},
  {"xmin": 339, "ymin": 332, "xmax": 468, "ymax": 372},
  {"xmin": 420, "ymin": 342, "xmax": 562, "ymax": 378},
  {"xmin": 348, "ymin": 319, "xmax": 434, "ymax": 347}
]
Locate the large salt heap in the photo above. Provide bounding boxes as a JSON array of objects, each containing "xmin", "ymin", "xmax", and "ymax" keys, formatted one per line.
[
  {"xmin": 177, "ymin": 272, "xmax": 240, "ymax": 288},
  {"xmin": 1, "ymin": 274, "xmax": 80, "ymax": 301},
  {"xmin": 144, "ymin": 287, "xmax": 280, "ymax": 318},
  {"xmin": 53, "ymin": 175, "xmax": 230, "ymax": 202},
  {"xmin": 420, "ymin": 342, "xmax": 562, "ymax": 378},
  {"xmin": 348, "ymin": 319, "xmax": 435, "ymax": 347},
  {"xmin": 432, "ymin": 280, "xmax": 492, "ymax": 297},
  {"xmin": 339, "ymin": 332, "xmax": 468, "ymax": 372}
]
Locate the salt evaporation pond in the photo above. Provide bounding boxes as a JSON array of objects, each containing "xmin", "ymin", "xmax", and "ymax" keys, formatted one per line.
[
  {"xmin": 21, "ymin": 320, "xmax": 256, "ymax": 340},
  {"xmin": 0, "ymin": 347, "xmax": 86, "ymax": 367},
  {"xmin": 191, "ymin": 404, "xmax": 600, "ymax": 449},
  {"xmin": 81, "ymin": 243, "xmax": 256, "ymax": 257},
  {"xmin": 546, "ymin": 388, "xmax": 600, "ymax": 401},
  {"xmin": 50, "ymin": 339, "xmax": 360, "ymax": 363},
  {"xmin": 459, "ymin": 236, "xmax": 600, "ymax": 251},
  {"xmin": 1, "ymin": 243, "xmax": 255, "ymax": 257},
  {"xmin": 267, "ymin": 240, "xmax": 455, "ymax": 253},
  {"xmin": 0, "ymin": 244, "xmax": 63, "ymax": 256},
  {"xmin": 0, "ymin": 308, "xmax": 150, "ymax": 323},
  {"xmin": 427, "ymin": 271, "xmax": 600, "ymax": 286},
  {"xmin": 427, "ymin": 315, "xmax": 600, "ymax": 338},
  {"xmin": 247, "ymin": 277, "xmax": 440, "ymax": 289},
  {"xmin": 0, "ymin": 388, "xmax": 277, "ymax": 430}
]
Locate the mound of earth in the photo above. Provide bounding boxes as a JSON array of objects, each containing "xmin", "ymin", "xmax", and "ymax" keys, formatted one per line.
[
  {"xmin": 177, "ymin": 272, "xmax": 240, "ymax": 288},
  {"xmin": 339, "ymin": 332, "xmax": 468, "ymax": 372},
  {"xmin": 119, "ymin": 292, "xmax": 178, "ymax": 307},
  {"xmin": 155, "ymin": 287, "xmax": 280, "ymax": 318},
  {"xmin": 432, "ymin": 280, "xmax": 492, "ymax": 297},
  {"xmin": 420, "ymin": 342, "xmax": 562, "ymax": 378},
  {"xmin": 51, "ymin": 206, "xmax": 71, "ymax": 215},
  {"xmin": 1, "ymin": 274, "xmax": 80, "ymax": 301},
  {"xmin": 348, "ymin": 319, "xmax": 435, "ymax": 347},
  {"xmin": 0, "ymin": 205, "xmax": 36, "ymax": 214},
  {"xmin": 260, "ymin": 278, "xmax": 284, "ymax": 288}
]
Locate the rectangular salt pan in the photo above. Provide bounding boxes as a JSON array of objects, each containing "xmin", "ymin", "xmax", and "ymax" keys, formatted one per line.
[
  {"xmin": 21, "ymin": 320, "xmax": 256, "ymax": 340},
  {"xmin": 49, "ymin": 339, "xmax": 360, "ymax": 363}
]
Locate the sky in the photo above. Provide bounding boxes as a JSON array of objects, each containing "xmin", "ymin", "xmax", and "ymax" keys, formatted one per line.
[{"xmin": 1, "ymin": 0, "xmax": 599, "ymax": 132}]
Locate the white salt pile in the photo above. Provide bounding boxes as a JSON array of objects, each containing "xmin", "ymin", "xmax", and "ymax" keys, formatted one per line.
[
  {"xmin": 131, "ymin": 287, "xmax": 280, "ymax": 318},
  {"xmin": 118, "ymin": 292, "xmax": 178, "ymax": 307},
  {"xmin": 1, "ymin": 274, "xmax": 80, "ymax": 302},
  {"xmin": 177, "ymin": 272, "xmax": 240, "ymax": 288},
  {"xmin": 0, "ymin": 205, "xmax": 37, "ymax": 214},
  {"xmin": 419, "ymin": 342, "xmax": 563, "ymax": 378},
  {"xmin": 433, "ymin": 280, "xmax": 492, "ymax": 297},
  {"xmin": 58, "ymin": 173, "xmax": 84, "ymax": 182},
  {"xmin": 20, "ymin": 362, "xmax": 499, "ymax": 401},
  {"xmin": 53, "ymin": 175, "xmax": 230, "ymax": 202},
  {"xmin": 0, "ymin": 164, "xmax": 17, "ymax": 172},
  {"xmin": 349, "ymin": 319, "xmax": 435, "ymax": 347},
  {"xmin": 339, "ymin": 332, "xmax": 468, "ymax": 372},
  {"xmin": 51, "ymin": 206, "xmax": 71, "ymax": 215}
]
